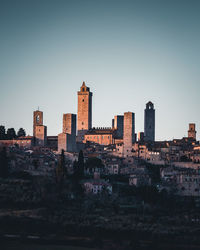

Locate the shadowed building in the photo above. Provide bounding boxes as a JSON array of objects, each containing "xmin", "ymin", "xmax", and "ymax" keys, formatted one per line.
[
  {"xmin": 123, "ymin": 112, "xmax": 135, "ymax": 157},
  {"xmin": 77, "ymin": 82, "xmax": 93, "ymax": 142},
  {"xmin": 58, "ymin": 114, "xmax": 77, "ymax": 153},
  {"xmin": 138, "ymin": 132, "xmax": 144, "ymax": 142},
  {"xmin": 144, "ymin": 101, "xmax": 155, "ymax": 142},
  {"xmin": 33, "ymin": 110, "xmax": 47, "ymax": 146},
  {"xmin": 188, "ymin": 123, "xmax": 196, "ymax": 140},
  {"xmin": 113, "ymin": 115, "xmax": 124, "ymax": 138}
]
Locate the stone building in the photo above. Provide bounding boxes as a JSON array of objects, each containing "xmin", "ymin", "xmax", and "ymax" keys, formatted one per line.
[
  {"xmin": 33, "ymin": 110, "xmax": 47, "ymax": 146},
  {"xmin": 144, "ymin": 101, "xmax": 155, "ymax": 142},
  {"xmin": 35, "ymin": 125, "xmax": 47, "ymax": 146},
  {"xmin": 84, "ymin": 127, "xmax": 115, "ymax": 145},
  {"xmin": 58, "ymin": 113, "xmax": 76, "ymax": 153},
  {"xmin": 33, "ymin": 110, "xmax": 43, "ymax": 137},
  {"xmin": 123, "ymin": 112, "xmax": 135, "ymax": 157},
  {"xmin": 113, "ymin": 115, "xmax": 124, "ymax": 138},
  {"xmin": 77, "ymin": 82, "xmax": 93, "ymax": 142},
  {"xmin": 188, "ymin": 123, "xmax": 196, "ymax": 140}
]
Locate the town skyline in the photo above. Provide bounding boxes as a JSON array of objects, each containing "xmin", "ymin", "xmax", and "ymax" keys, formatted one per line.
[{"xmin": 0, "ymin": 0, "xmax": 200, "ymax": 140}]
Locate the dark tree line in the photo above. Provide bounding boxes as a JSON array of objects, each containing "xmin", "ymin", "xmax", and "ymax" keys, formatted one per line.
[
  {"xmin": 0, "ymin": 147, "xmax": 9, "ymax": 178},
  {"xmin": 0, "ymin": 126, "xmax": 26, "ymax": 140}
]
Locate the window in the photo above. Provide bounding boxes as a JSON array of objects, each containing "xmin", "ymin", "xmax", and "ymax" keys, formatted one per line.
[
  {"xmin": 82, "ymin": 99, "xmax": 84, "ymax": 102},
  {"xmin": 82, "ymin": 122, "xmax": 84, "ymax": 125}
]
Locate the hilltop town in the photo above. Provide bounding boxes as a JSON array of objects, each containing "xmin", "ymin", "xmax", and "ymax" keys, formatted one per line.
[{"xmin": 1, "ymin": 82, "xmax": 200, "ymax": 249}]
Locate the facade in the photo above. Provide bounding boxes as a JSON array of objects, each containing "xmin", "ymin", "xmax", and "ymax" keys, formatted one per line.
[
  {"xmin": 188, "ymin": 123, "xmax": 196, "ymax": 140},
  {"xmin": 113, "ymin": 115, "xmax": 124, "ymax": 138},
  {"xmin": 58, "ymin": 113, "xmax": 77, "ymax": 153},
  {"xmin": 123, "ymin": 112, "xmax": 135, "ymax": 157},
  {"xmin": 83, "ymin": 179, "xmax": 112, "ymax": 194},
  {"xmin": 84, "ymin": 128, "xmax": 114, "ymax": 145},
  {"xmin": 35, "ymin": 125, "xmax": 47, "ymax": 146},
  {"xmin": 144, "ymin": 101, "xmax": 155, "ymax": 142},
  {"xmin": 0, "ymin": 136, "xmax": 34, "ymax": 149},
  {"xmin": 77, "ymin": 82, "xmax": 93, "ymax": 142}
]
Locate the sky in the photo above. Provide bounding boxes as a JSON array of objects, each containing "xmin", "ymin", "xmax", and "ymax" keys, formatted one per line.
[{"xmin": 0, "ymin": 0, "xmax": 200, "ymax": 140}]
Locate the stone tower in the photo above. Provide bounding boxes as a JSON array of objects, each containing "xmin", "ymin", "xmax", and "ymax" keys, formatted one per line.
[
  {"xmin": 144, "ymin": 102, "xmax": 155, "ymax": 142},
  {"xmin": 33, "ymin": 110, "xmax": 43, "ymax": 137},
  {"xmin": 188, "ymin": 123, "xmax": 196, "ymax": 140},
  {"xmin": 58, "ymin": 113, "xmax": 77, "ymax": 152},
  {"xmin": 123, "ymin": 112, "xmax": 135, "ymax": 157},
  {"xmin": 113, "ymin": 115, "xmax": 124, "ymax": 138},
  {"xmin": 33, "ymin": 109, "xmax": 47, "ymax": 146},
  {"xmin": 77, "ymin": 82, "xmax": 93, "ymax": 141}
]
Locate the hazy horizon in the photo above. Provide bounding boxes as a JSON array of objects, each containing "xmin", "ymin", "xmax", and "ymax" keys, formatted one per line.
[{"xmin": 0, "ymin": 0, "xmax": 200, "ymax": 140}]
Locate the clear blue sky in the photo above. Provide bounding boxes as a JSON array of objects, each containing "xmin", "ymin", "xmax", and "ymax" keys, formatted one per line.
[{"xmin": 0, "ymin": 0, "xmax": 200, "ymax": 140}]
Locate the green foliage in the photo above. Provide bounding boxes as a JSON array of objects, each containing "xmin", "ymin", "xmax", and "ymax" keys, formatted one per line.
[
  {"xmin": 0, "ymin": 125, "xmax": 6, "ymax": 140},
  {"xmin": 85, "ymin": 157, "xmax": 104, "ymax": 170},
  {"xmin": 56, "ymin": 149, "xmax": 65, "ymax": 182},
  {"xmin": 146, "ymin": 163, "xmax": 161, "ymax": 183},
  {"xmin": 7, "ymin": 128, "xmax": 16, "ymax": 140},
  {"xmin": 17, "ymin": 128, "xmax": 26, "ymax": 137},
  {"xmin": 73, "ymin": 150, "xmax": 85, "ymax": 179}
]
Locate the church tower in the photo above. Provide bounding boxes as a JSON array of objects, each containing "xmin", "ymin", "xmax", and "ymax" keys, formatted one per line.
[
  {"xmin": 33, "ymin": 110, "xmax": 43, "ymax": 137},
  {"xmin": 77, "ymin": 82, "xmax": 93, "ymax": 141}
]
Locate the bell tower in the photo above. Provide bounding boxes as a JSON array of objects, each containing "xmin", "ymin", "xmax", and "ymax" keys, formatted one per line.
[
  {"xmin": 33, "ymin": 109, "xmax": 43, "ymax": 137},
  {"xmin": 77, "ymin": 81, "xmax": 93, "ymax": 141}
]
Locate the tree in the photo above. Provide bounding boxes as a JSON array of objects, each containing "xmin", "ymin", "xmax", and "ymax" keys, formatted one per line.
[
  {"xmin": 0, "ymin": 126, "xmax": 6, "ymax": 140},
  {"xmin": 74, "ymin": 150, "xmax": 84, "ymax": 179},
  {"xmin": 0, "ymin": 147, "xmax": 9, "ymax": 178},
  {"xmin": 7, "ymin": 128, "xmax": 16, "ymax": 140},
  {"xmin": 56, "ymin": 149, "xmax": 65, "ymax": 182},
  {"xmin": 85, "ymin": 157, "xmax": 104, "ymax": 173},
  {"xmin": 17, "ymin": 128, "xmax": 26, "ymax": 137}
]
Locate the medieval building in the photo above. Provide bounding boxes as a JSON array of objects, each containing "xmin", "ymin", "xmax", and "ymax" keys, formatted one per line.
[
  {"xmin": 77, "ymin": 82, "xmax": 93, "ymax": 142},
  {"xmin": 144, "ymin": 101, "xmax": 155, "ymax": 142}
]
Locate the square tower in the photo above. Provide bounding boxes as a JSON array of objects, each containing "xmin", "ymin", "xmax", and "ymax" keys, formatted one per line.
[
  {"xmin": 63, "ymin": 113, "xmax": 76, "ymax": 135},
  {"xmin": 113, "ymin": 115, "xmax": 124, "ymax": 138},
  {"xmin": 144, "ymin": 101, "xmax": 155, "ymax": 142},
  {"xmin": 188, "ymin": 123, "xmax": 196, "ymax": 140},
  {"xmin": 35, "ymin": 125, "xmax": 47, "ymax": 146},
  {"xmin": 33, "ymin": 110, "xmax": 43, "ymax": 137},
  {"xmin": 123, "ymin": 112, "xmax": 135, "ymax": 157},
  {"xmin": 58, "ymin": 113, "xmax": 77, "ymax": 152},
  {"xmin": 77, "ymin": 82, "xmax": 93, "ymax": 141}
]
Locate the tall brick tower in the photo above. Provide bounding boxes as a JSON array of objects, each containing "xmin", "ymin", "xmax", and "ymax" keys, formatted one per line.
[
  {"xmin": 33, "ymin": 109, "xmax": 47, "ymax": 146},
  {"xmin": 144, "ymin": 101, "xmax": 155, "ymax": 142},
  {"xmin": 188, "ymin": 123, "xmax": 196, "ymax": 140},
  {"xmin": 123, "ymin": 112, "xmax": 135, "ymax": 157},
  {"xmin": 77, "ymin": 81, "xmax": 92, "ymax": 141},
  {"xmin": 33, "ymin": 110, "xmax": 43, "ymax": 137}
]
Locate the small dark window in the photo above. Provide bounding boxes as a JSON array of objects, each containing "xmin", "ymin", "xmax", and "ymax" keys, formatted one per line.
[
  {"xmin": 82, "ymin": 99, "xmax": 84, "ymax": 102},
  {"xmin": 82, "ymin": 122, "xmax": 84, "ymax": 125}
]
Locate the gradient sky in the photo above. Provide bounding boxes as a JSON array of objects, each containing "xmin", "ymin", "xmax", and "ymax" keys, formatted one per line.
[{"xmin": 0, "ymin": 0, "xmax": 200, "ymax": 140}]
